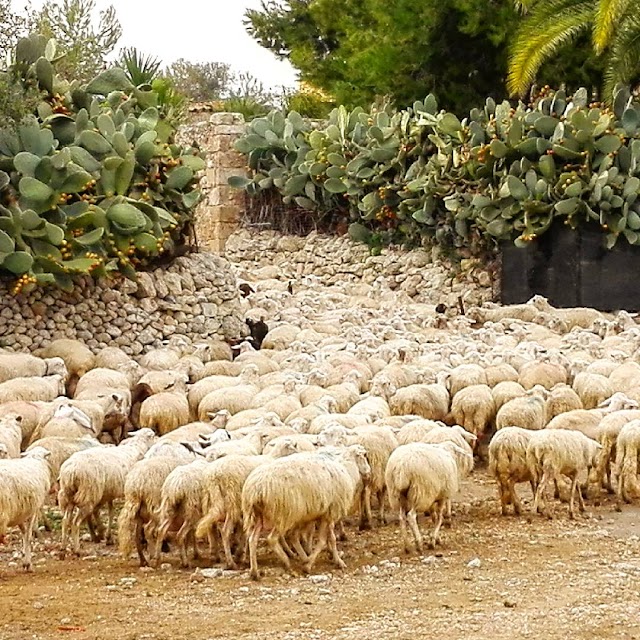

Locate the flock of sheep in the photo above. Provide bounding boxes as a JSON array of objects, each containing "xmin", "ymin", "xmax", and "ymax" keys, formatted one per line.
[{"xmin": 2, "ymin": 275, "xmax": 640, "ymax": 580}]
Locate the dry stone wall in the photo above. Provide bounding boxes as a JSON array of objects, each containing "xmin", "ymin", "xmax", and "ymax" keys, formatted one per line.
[
  {"xmin": 0, "ymin": 253, "xmax": 246, "ymax": 355},
  {"xmin": 225, "ymin": 229, "xmax": 498, "ymax": 309}
]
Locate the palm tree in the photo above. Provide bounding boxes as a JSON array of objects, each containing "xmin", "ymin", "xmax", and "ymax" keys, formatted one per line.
[{"xmin": 507, "ymin": 0, "xmax": 640, "ymax": 99}]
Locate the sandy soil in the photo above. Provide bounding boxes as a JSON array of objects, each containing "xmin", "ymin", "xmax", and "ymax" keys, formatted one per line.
[{"xmin": 1, "ymin": 471, "xmax": 640, "ymax": 640}]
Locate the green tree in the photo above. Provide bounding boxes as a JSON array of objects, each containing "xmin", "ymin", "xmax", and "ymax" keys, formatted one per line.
[
  {"xmin": 246, "ymin": 0, "xmax": 604, "ymax": 114},
  {"xmin": 508, "ymin": 0, "xmax": 640, "ymax": 99},
  {"xmin": 164, "ymin": 59, "xmax": 234, "ymax": 101},
  {"xmin": 0, "ymin": 0, "xmax": 31, "ymax": 61},
  {"xmin": 34, "ymin": 0, "xmax": 122, "ymax": 83}
]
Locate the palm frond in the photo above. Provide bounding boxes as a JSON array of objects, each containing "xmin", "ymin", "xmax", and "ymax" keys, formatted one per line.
[
  {"xmin": 507, "ymin": 0, "xmax": 594, "ymax": 96},
  {"xmin": 603, "ymin": 12, "xmax": 640, "ymax": 97},
  {"xmin": 119, "ymin": 47, "xmax": 161, "ymax": 86},
  {"xmin": 594, "ymin": 0, "xmax": 630, "ymax": 52}
]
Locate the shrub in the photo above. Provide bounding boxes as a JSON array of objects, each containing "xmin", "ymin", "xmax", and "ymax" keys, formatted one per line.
[
  {"xmin": 231, "ymin": 86, "xmax": 640, "ymax": 257},
  {"xmin": 0, "ymin": 34, "xmax": 204, "ymax": 294}
]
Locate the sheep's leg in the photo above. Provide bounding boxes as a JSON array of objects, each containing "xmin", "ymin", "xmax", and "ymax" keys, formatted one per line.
[
  {"xmin": 568, "ymin": 473, "xmax": 579, "ymax": 519},
  {"xmin": 509, "ymin": 479, "xmax": 522, "ymax": 516},
  {"xmin": 248, "ymin": 522, "xmax": 262, "ymax": 580},
  {"xmin": 60, "ymin": 504, "xmax": 73, "ymax": 550},
  {"xmin": 291, "ymin": 530, "xmax": 309, "ymax": 562},
  {"xmin": 335, "ymin": 520, "xmax": 347, "ymax": 542},
  {"xmin": 534, "ymin": 470, "xmax": 549, "ymax": 517},
  {"xmin": 359, "ymin": 487, "xmax": 373, "ymax": 530},
  {"xmin": 220, "ymin": 517, "xmax": 237, "ymax": 569},
  {"xmin": 326, "ymin": 522, "xmax": 347, "ymax": 570},
  {"xmin": 190, "ymin": 530, "xmax": 199, "ymax": 562},
  {"xmin": 303, "ymin": 519, "xmax": 329, "ymax": 574},
  {"xmin": 135, "ymin": 519, "xmax": 148, "ymax": 567},
  {"xmin": 553, "ymin": 478, "xmax": 561, "ymax": 500},
  {"xmin": 576, "ymin": 475, "xmax": 587, "ymax": 513},
  {"xmin": 406, "ymin": 509, "xmax": 423, "ymax": 554},
  {"xmin": 267, "ymin": 531, "xmax": 293, "ymax": 574},
  {"xmin": 175, "ymin": 522, "xmax": 192, "ymax": 568},
  {"xmin": 397, "ymin": 507, "xmax": 411, "ymax": 554},
  {"xmin": 378, "ymin": 488, "xmax": 387, "ymax": 525},
  {"xmin": 280, "ymin": 535, "xmax": 296, "ymax": 558},
  {"xmin": 431, "ymin": 500, "xmax": 446, "ymax": 548},
  {"xmin": 153, "ymin": 519, "xmax": 171, "ymax": 567},
  {"xmin": 207, "ymin": 523, "xmax": 220, "ymax": 563},
  {"xmin": 71, "ymin": 505, "xmax": 93, "ymax": 554},
  {"xmin": 497, "ymin": 480, "xmax": 509, "ymax": 516},
  {"xmin": 87, "ymin": 510, "xmax": 103, "ymax": 543},
  {"xmin": 19, "ymin": 515, "xmax": 36, "ymax": 571},
  {"xmin": 105, "ymin": 502, "xmax": 115, "ymax": 545}
]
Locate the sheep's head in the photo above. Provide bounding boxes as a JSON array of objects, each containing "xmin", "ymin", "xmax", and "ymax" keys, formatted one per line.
[
  {"xmin": 289, "ymin": 417, "xmax": 309, "ymax": 433},
  {"xmin": 344, "ymin": 443, "xmax": 371, "ymax": 482},
  {"xmin": 451, "ymin": 425, "xmax": 478, "ymax": 445},
  {"xmin": 0, "ymin": 443, "xmax": 8, "ymax": 459},
  {"xmin": 22, "ymin": 446, "xmax": 51, "ymax": 461},
  {"xmin": 44, "ymin": 357, "xmax": 68, "ymax": 380},
  {"xmin": 599, "ymin": 393, "xmax": 639, "ymax": 412},
  {"xmin": 528, "ymin": 295, "xmax": 551, "ymax": 311},
  {"xmin": 209, "ymin": 409, "xmax": 231, "ymax": 428},
  {"xmin": 240, "ymin": 364, "xmax": 260, "ymax": 383},
  {"xmin": 283, "ymin": 378, "xmax": 297, "ymax": 394}
]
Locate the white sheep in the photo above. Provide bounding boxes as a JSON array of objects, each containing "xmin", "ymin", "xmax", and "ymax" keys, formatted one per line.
[
  {"xmin": 614, "ymin": 419, "xmax": 640, "ymax": 506},
  {"xmin": 0, "ymin": 353, "xmax": 67, "ymax": 384},
  {"xmin": 545, "ymin": 384, "xmax": 583, "ymax": 422},
  {"xmin": 58, "ymin": 428, "xmax": 156, "ymax": 554},
  {"xmin": 118, "ymin": 443, "xmax": 196, "ymax": 566},
  {"xmin": 0, "ymin": 374, "xmax": 65, "ymax": 404},
  {"xmin": 448, "ymin": 384, "xmax": 495, "ymax": 444},
  {"xmin": 488, "ymin": 427, "xmax": 537, "ymax": 515},
  {"xmin": 526, "ymin": 429, "xmax": 602, "ymax": 518},
  {"xmin": 572, "ymin": 372, "xmax": 614, "ymax": 410},
  {"xmin": 0, "ymin": 413, "xmax": 24, "ymax": 458},
  {"xmin": 389, "ymin": 383, "xmax": 450, "ymax": 421},
  {"xmin": 195, "ymin": 454, "xmax": 269, "ymax": 568},
  {"xmin": 263, "ymin": 434, "xmax": 318, "ymax": 458},
  {"xmin": 518, "ymin": 361, "xmax": 568, "ymax": 391},
  {"xmin": 491, "ymin": 381, "xmax": 526, "ymax": 413},
  {"xmin": 0, "ymin": 446, "xmax": 52, "ymax": 570},
  {"xmin": 242, "ymin": 445, "xmax": 370, "ymax": 579},
  {"xmin": 36, "ymin": 339, "xmax": 95, "ymax": 394},
  {"xmin": 139, "ymin": 392, "xmax": 190, "ymax": 435},
  {"xmin": 496, "ymin": 388, "xmax": 548, "ymax": 431},
  {"xmin": 395, "ymin": 419, "xmax": 444, "ymax": 445},
  {"xmin": 385, "ymin": 441, "xmax": 469, "ymax": 553}
]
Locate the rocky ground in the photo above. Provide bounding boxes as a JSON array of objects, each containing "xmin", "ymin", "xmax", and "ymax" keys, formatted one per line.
[{"xmin": 1, "ymin": 472, "xmax": 639, "ymax": 640}]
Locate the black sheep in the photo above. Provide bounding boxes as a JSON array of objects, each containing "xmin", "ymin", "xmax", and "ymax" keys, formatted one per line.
[{"xmin": 246, "ymin": 317, "xmax": 269, "ymax": 349}]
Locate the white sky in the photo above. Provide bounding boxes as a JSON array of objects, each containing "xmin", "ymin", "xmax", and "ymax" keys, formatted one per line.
[{"xmin": 11, "ymin": 0, "xmax": 299, "ymax": 91}]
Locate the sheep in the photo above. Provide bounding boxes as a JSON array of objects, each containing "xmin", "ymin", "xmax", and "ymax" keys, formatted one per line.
[
  {"xmin": 496, "ymin": 388, "xmax": 548, "ymax": 431},
  {"xmin": 30, "ymin": 404, "xmax": 95, "ymax": 442},
  {"xmin": 73, "ymin": 367, "xmax": 132, "ymax": 399},
  {"xmin": 285, "ymin": 396, "xmax": 338, "ymax": 425},
  {"xmin": 385, "ymin": 441, "xmax": 469, "ymax": 553},
  {"xmin": 528, "ymin": 296, "xmax": 606, "ymax": 330},
  {"xmin": 0, "ymin": 446, "xmax": 52, "ymax": 570},
  {"xmin": 157, "ymin": 411, "xmax": 230, "ymax": 444},
  {"xmin": 138, "ymin": 392, "xmax": 190, "ymax": 435},
  {"xmin": 389, "ymin": 383, "xmax": 450, "ymax": 421},
  {"xmin": 491, "ymin": 381, "xmax": 526, "ymax": 413},
  {"xmin": 346, "ymin": 395, "xmax": 391, "ymax": 423},
  {"xmin": 448, "ymin": 384, "xmax": 495, "ymax": 444},
  {"xmin": 263, "ymin": 434, "xmax": 318, "ymax": 458},
  {"xmin": 307, "ymin": 413, "xmax": 371, "ymax": 434},
  {"xmin": 0, "ymin": 443, "xmax": 7, "ymax": 459},
  {"xmin": 203, "ymin": 432, "xmax": 263, "ymax": 460},
  {"xmin": 138, "ymin": 370, "xmax": 189, "ymax": 395},
  {"xmin": 518, "ymin": 361, "xmax": 568, "ymax": 391},
  {"xmin": 0, "ymin": 375, "xmax": 65, "ymax": 404},
  {"xmin": 93, "ymin": 347, "xmax": 132, "ymax": 370},
  {"xmin": 242, "ymin": 445, "xmax": 370, "ymax": 579},
  {"xmin": 138, "ymin": 347, "xmax": 182, "ymax": 372},
  {"xmin": 526, "ymin": 429, "xmax": 602, "ymax": 518},
  {"xmin": 421, "ymin": 426, "xmax": 476, "ymax": 477},
  {"xmin": 26, "ymin": 435, "xmax": 100, "ymax": 487},
  {"xmin": 484, "ymin": 363, "xmax": 519, "ymax": 387},
  {"xmin": 545, "ymin": 384, "xmax": 583, "ymax": 422},
  {"xmin": 118, "ymin": 444, "xmax": 196, "ymax": 566},
  {"xmin": 596, "ymin": 410, "xmax": 640, "ymax": 492},
  {"xmin": 396, "ymin": 419, "xmax": 444, "ymax": 445},
  {"xmin": 197, "ymin": 383, "xmax": 260, "ymax": 420},
  {"xmin": 0, "ymin": 414, "xmax": 23, "ymax": 458},
  {"xmin": 614, "ymin": 419, "xmax": 640, "ymax": 506},
  {"xmin": 58, "ymin": 428, "xmax": 156, "ymax": 554},
  {"xmin": 0, "ymin": 353, "xmax": 67, "ymax": 384},
  {"xmin": 488, "ymin": 427, "xmax": 537, "ymax": 515},
  {"xmin": 448, "ymin": 364, "xmax": 488, "ymax": 398},
  {"xmin": 154, "ymin": 458, "xmax": 210, "ymax": 567},
  {"xmin": 195, "ymin": 454, "xmax": 269, "ymax": 568},
  {"xmin": 572, "ymin": 372, "xmax": 614, "ymax": 410},
  {"xmin": 36, "ymin": 339, "xmax": 95, "ymax": 394},
  {"xmin": 0, "ymin": 401, "xmax": 49, "ymax": 448}
]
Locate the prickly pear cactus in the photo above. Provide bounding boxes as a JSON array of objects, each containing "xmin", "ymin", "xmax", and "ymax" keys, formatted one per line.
[{"xmin": 0, "ymin": 34, "xmax": 204, "ymax": 293}]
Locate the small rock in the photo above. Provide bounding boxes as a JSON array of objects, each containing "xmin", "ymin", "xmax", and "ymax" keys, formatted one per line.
[
  {"xmin": 308, "ymin": 574, "xmax": 332, "ymax": 585},
  {"xmin": 467, "ymin": 558, "xmax": 482, "ymax": 569},
  {"xmin": 32, "ymin": 602, "xmax": 44, "ymax": 610}
]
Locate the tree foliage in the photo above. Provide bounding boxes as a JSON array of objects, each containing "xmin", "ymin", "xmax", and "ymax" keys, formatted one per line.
[
  {"xmin": 34, "ymin": 0, "xmax": 122, "ymax": 83},
  {"xmin": 508, "ymin": 0, "xmax": 640, "ymax": 99},
  {"xmin": 246, "ymin": 0, "xmax": 604, "ymax": 114},
  {"xmin": 164, "ymin": 59, "xmax": 234, "ymax": 102},
  {"xmin": 0, "ymin": 0, "xmax": 31, "ymax": 62}
]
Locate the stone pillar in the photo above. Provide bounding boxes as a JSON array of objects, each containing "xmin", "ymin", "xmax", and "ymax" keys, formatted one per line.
[{"xmin": 177, "ymin": 112, "xmax": 247, "ymax": 254}]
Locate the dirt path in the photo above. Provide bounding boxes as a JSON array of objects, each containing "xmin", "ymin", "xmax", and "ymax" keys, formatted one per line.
[{"xmin": 1, "ymin": 473, "xmax": 640, "ymax": 640}]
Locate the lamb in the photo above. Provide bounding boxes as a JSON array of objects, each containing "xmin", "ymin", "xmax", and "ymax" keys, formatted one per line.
[
  {"xmin": 526, "ymin": 429, "xmax": 602, "ymax": 518},
  {"xmin": 614, "ymin": 419, "xmax": 640, "ymax": 506},
  {"xmin": 0, "ymin": 446, "xmax": 52, "ymax": 570},
  {"xmin": 385, "ymin": 441, "xmax": 469, "ymax": 553},
  {"xmin": 448, "ymin": 384, "xmax": 495, "ymax": 444},
  {"xmin": 195, "ymin": 454, "xmax": 268, "ymax": 568},
  {"xmin": 118, "ymin": 444, "xmax": 196, "ymax": 566},
  {"xmin": 0, "ymin": 374, "xmax": 65, "ymax": 404},
  {"xmin": 0, "ymin": 414, "xmax": 23, "ymax": 458},
  {"xmin": 138, "ymin": 392, "xmax": 190, "ymax": 436},
  {"xmin": 488, "ymin": 427, "xmax": 537, "ymax": 515},
  {"xmin": 496, "ymin": 388, "xmax": 548, "ymax": 431},
  {"xmin": 0, "ymin": 353, "xmax": 67, "ymax": 384},
  {"xmin": 58, "ymin": 428, "xmax": 156, "ymax": 554},
  {"xmin": 242, "ymin": 445, "xmax": 370, "ymax": 579},
  {"xmin": 389, "ymin": 383, "xmax": 450, "ymax": 421}
]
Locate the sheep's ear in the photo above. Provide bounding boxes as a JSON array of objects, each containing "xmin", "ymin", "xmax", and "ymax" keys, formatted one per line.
[
  {"xmin": 15, "ymin": 415, "xmax": 23, "ymax": 423},
  {"xmin": 112, "ymin": 393, "xmax": 119, "ymax": 401}
]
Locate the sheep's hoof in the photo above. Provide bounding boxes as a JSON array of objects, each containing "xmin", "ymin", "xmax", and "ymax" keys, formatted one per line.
[
  {"xmin": 249, "ymin": 571, "xmax": 260, "ymax": 581},
  {"xmin": 614, "ymin": 503, "xmax": 623, "ymax": 513},
  {"xmin": 225, "ymin": 562, "xmax": 238, "ymax": 571},
  {"xmin": 22, "ymin": 562, "xmax": 33, "ymax": 572},
  {"xmin": 359, "ymin": 522, "xmax": 371, "ymax": 532}
]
